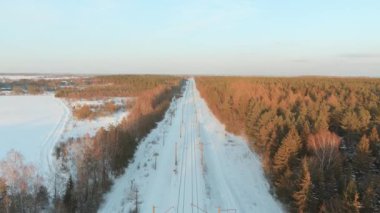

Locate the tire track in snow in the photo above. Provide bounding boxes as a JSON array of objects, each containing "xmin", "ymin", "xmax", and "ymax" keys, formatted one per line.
[{"xmin": 39, "ymin": 97, "xmax": 71, "ymax": 192}]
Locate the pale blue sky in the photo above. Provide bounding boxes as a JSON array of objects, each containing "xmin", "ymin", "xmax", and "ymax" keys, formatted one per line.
[{"xmin": 0, "ymin": 0, "xmax": 379, "ymax": 76}]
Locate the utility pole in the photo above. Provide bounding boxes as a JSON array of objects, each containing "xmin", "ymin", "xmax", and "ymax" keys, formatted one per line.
[
  {"xmin": 130, "ymin": 179, "xmax": 134, "ymax": 190},
  {"xmin": 162, "ymin": 129, "xmax": 164, "ymax": 146},
  {"xmin": 54, "ymin": 173, "xmax": 57, "ymax": 200},
  {"xmin": 175, "ymin": 143, "xmax": 178, "ymax": 166},
  {"xmin": 180, "ymin": 122, "xmax": 182, "ymax": 138},
  {"xmin": 153, "ymin": 153, "xmax": 159, "ymax": 170},
  {"xmin": 134, "ymin": 187, "xmax": 139, "ymax": 213},
  {"xmin": 152, "ymin": 205, "xmax": 156, "ymax": 213}
]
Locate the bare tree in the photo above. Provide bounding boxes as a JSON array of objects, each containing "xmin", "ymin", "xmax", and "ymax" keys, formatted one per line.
[
  {"xmin": 0, "ymin": 150, "xmax": 48, "ymax": 212},
  {"xmin": 307, "ymin": 130, "xmax": 341, "ymax": 171}
]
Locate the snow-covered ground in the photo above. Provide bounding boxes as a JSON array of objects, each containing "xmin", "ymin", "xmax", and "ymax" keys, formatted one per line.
[
  {"xmin": 61, "ymin": 98, "xmax": 130, "ymax": 141},
  {"xmin": 100, "ymin": 79, "xmax": 283, "ymax": 212},
  {"xmin": 0, "ymin": 95, "xmax": 69, "ymax": 177},
  {"xmin": 0, "ymin": 74, "xmax": 84, "ymax": 82},
  {"xmin": 0, "ymin": 95, "xmax": 129, "ymax": 193}
]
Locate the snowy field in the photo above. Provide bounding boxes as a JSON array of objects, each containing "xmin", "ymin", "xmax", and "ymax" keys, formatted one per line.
[
  {"xmin": 0, "ymin": 95, "xmax": 129, "ymax": 192},
  {"xmin": 0, "ymin": 74, "xmax": 84, "ymax": 82},
  {"xmin": 100, "ymin": 79, "xmax": 283, "ymax": 213},
  {"xmin": 0, "ymin": 95, "xmax": 69, "ymax": 177}
]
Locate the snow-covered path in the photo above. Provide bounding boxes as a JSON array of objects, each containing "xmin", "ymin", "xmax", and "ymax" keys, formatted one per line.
[{"xmin": 100, "ymin": 79, "xmax": 283, "ymax": 213}]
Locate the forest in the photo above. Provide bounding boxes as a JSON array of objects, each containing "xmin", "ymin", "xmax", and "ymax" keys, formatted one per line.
[{"xmin": 196, "ymin": 76, "xmax": 380, "ymax": 213}]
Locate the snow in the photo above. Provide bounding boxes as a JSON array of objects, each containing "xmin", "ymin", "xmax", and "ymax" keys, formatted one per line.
[
  {"xmin": 0, "ymin": 74, "xmax": 84, "ymax": 81},
  {"xmin": 61, "ymin": 98, "xmax": 130, "ymax": 140},
  {"xmin": 100, "ymin": 79, "xmax": 283, "ymax": 212},
  {"xmin": 0, "ymin": 95, "xmax": 130, "ymax": 194},
  {"xmin": 0, "ymin": 95, "xmax": 69, "ymax": 177}
]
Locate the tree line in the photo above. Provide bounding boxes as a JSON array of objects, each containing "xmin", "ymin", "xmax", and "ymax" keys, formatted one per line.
[
  {"xmin": 55, "ymin": 75, "xmax": 179, "ymax": 99},
  {"xmin": 196, "ymin": 76, "xmax": 380, "ymax": 213},
  {"xmin": 53, "ymin": 77, "xmax": 184, "ymax": 212}
]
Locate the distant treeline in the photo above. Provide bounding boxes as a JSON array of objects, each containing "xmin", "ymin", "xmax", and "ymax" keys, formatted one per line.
[
  {"xmin": 0, "ymin": 79, "xmax": 63, "ymax": 95},
  {"xmin": 196, "ymin": 76, "xmax": 380, "ymax": 213},
  {"xmin": 55, "ymin": 75, "xmax": 181, "ymax": 99}
]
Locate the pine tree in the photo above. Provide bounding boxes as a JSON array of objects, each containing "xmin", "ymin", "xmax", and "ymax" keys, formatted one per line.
[
  {"xmin": 358, "ymin": 107, "xmax": 371, "ymax": 131},
  {"xmin": 293, "ymin": 158, "xmax": 311, "ymax": 212},
  {"xmin": 314, "ymin": 116, "xmax": 329, "ymax": 133},
  {"xmin": 253, "ymin": 110, "xmax": 276, "ymax": 153},
  {"xmin": 357, "ymin": 135, "xmax": 370, "ymax": 154},
  {"xmin": 301, "ymin": 121, "xmax": 311, "ymax": 142},
  {"xmin": 355, "ymin": 135, "xmax": 372, "ymax": 174},
  {"xmin": 36, "ymin": 185, "xmax": 49, "ymax": 211},
  {"xmin": 344, "ymin": 179, "xmax": 360, "ymax": 213},
  {"xmin": 369, "ymin": 127, "xmax": 379, "ymax": 143},
  {"xmin": 340, "ymin": 110, "xmax": 360, "ymax": 132},
  {"xmin": 314, "ymin": 104, "xmax": 329, "ymax": 132},
  {"xmin": 369, "ymin": 127, "xmax": 380, "ymax": 155},
  {"xmin": 64, "ymin": 175, "xmax": 76, "ymax": 212},
  {"xmin": 298, "ymin": 102, "xmax": 308, "ymax": 121},
  {"xmin": 273, "ymin": 127, "xmax": 301, "ymax": 173},
  {"xmin": 362, "ymin": 182, "xmax": 375, "ymax": 212},
  {"xmin": 375, "ymin": 110, "xmax": 380, "ymax": 125}
]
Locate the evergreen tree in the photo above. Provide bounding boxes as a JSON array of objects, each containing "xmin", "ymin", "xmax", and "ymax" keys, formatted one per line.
[
  {"xmin": 253, "ymin": 110, "xmax": 276, "ymax": 153},
  {"xmin": 314, "ymin": 104, "xmax": 329, "ymax": 132},
  {"xmin": 375, "ymin": 110, "xmax": 380, "ymax": 125},
  {"xmin": 369, "ymin": 127, "xmax": 379, "ymax": 143},
  {"xmin": 369, "ymin": 127, "xmax": 379, "ymax": 154},
  {"xmin": 358, "ymin": 107, "xmax": 371, "ymax": 131},
  {"xmin": 297, "ymin": 102, "xmax": 308, "ymax": 122},
  {"xmin": 301, "ymin": 121, "xmax": 311, "ymax": 142},
  {"xmin": 357, "ymin": 135, "xmax": 370, "ymax": 154},
  {"xmin": 293, "ymin": 158, "xmax": 311, "ymax": 212},
  {"xmin": 36, "ymin": 185, "xmax": 49, "ymax": 211},
  {"xmin": 273, "ymin": 127, "xmax": 301, "ymax": 173},
  {"xmin": 340, "ymin": 110, "xmax": 360, "ymax": 133},
  {"xmin": 339, "ymin": 107, "xmax": 370, "ymax": 133},
  {"xmin": 355, "ymin": 135, "xmax": 372, "ymax": 174},
  {"xmin": 64, "ymin": 175, "xmax": 76, "ymax": 213},
  {"xmin": 314, "ymin": 116, "xmax": 329, "ymax": 133},
  {"xmin": 344, "ymin": 179, "xmax": 360, "ymax": 213},
  {"xmin": 362, "ymin": 182, "xmax": 375, "ymax": 212}
]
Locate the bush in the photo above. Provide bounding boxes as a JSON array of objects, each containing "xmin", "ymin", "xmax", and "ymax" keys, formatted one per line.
[{"xmin": 73, "ymin": 105, "xmax": 92, "ymax": 119}]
